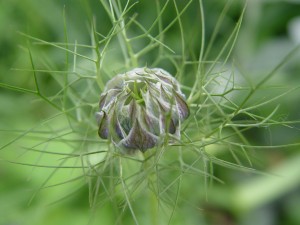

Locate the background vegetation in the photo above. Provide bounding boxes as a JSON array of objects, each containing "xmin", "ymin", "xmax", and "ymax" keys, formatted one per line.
[{"xmin": 1, "ymin": 0, "xmax": 300, "ymax": 225}]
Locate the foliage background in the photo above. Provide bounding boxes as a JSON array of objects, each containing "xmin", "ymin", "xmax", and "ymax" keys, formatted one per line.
[{"xmin": 1, "ymin": 0, "xmax": 300, "ymax": 225}]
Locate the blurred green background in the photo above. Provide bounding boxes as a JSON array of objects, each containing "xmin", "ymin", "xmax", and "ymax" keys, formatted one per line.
[{"xmin": 1, "ymin": 0, "xmax": 300, "ymax": 225}]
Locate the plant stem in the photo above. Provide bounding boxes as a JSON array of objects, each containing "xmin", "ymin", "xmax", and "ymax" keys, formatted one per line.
[
  {"xmin": 111, "ymin": 0, "xmax": 138, "ymax": 68},
  {"xmin": 143, "ymin": 151, "xmax": 159, "ymax": 225}
]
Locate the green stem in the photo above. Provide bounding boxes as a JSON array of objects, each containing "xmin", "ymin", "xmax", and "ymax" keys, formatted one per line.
[
  {"xmin": 111, "ymin": 0, "xmax": 138, "ymax": 68},
  {"xmin": 143, "ymin": 151, "xmax": 159, "ymax": 225}
]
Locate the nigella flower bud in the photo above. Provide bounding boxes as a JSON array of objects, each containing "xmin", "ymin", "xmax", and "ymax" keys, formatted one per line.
[{"xmin": 96, "ymin": 67, "xmax": 189, "ymax": 153}]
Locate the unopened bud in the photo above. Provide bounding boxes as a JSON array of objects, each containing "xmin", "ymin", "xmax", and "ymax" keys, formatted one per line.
[{"xmin": 96, "ymin": 67, "xmax": 189, "ymax": 153}]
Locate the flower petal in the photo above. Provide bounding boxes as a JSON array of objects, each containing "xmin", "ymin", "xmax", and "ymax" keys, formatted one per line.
[
  {"xmin": 121, "ymin": 119, "xmax": 158, "ymax": 152},
  {"xmin": 174, "ymin": 91, "xmax": 189, "ymax": 119},
  {"xmin": 97, "ymin": 111, "xmax": 109, "ymax": 139}
]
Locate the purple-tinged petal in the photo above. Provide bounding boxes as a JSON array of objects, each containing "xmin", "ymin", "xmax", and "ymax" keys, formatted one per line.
[
  {"xmin": 121, "ymin": 119, "xmax": 158, "ymax": 152},
  {"xmin": 111, "ymin": 110, "xmax": 124, "ymax": 139},
  {"xmin": 98, "ymin": 111, "xmax": 109, "ymax": 139},
  {"xmin": 99, "ymin": 93, "xmax": 107, "ymax": 110},
  {"xmin": 174, "ymin": 91, "xmax": 189, "ymax": 119}
]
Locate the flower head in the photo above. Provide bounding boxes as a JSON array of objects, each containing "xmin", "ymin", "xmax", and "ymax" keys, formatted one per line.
[{"xmin": 96, "ymin": 67, "xmax": 189, "ymax": 153}]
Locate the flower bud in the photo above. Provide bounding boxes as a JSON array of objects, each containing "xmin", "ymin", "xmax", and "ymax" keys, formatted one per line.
[{"xmin": 96, "ymin": 67, "xmax": 189, "ymax": 153}]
